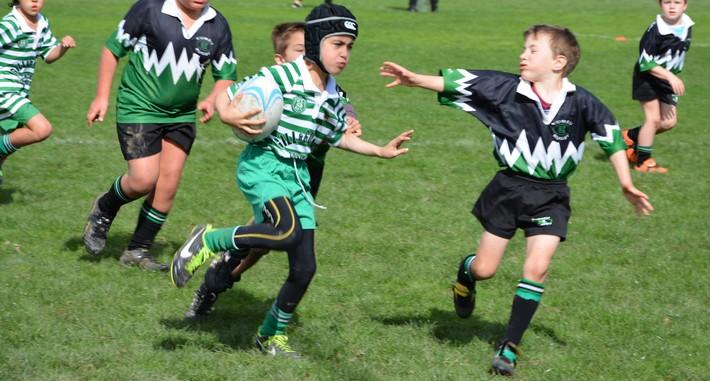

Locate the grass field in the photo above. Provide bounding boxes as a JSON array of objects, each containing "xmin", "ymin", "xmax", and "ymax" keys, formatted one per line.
[{"xmin": 1, "ymin": 0, "xmax": 709, "ymax": 380}]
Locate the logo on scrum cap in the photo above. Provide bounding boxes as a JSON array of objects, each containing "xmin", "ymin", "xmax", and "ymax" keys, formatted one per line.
[{"xmin": 344, "ymin": 21, "xmax": 357, "ymax": 31}]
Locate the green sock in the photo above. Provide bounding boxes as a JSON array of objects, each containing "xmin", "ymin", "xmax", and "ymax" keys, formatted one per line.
[
  {"xmin": 0, "ymin": 134, "xmax": 18, "ymax": 155},
  {"xmin": 258, "ymin": 301, "xmax": 293, "ymax": 337},
  {"xmin": 204, "ymin": 227, "xmax": 240, "ymax": 252}
]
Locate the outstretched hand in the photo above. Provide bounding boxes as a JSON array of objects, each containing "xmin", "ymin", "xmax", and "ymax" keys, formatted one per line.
[
  {"xmin": 380, "ymin": 61, "xmax": 418, "ymax": 88},
  {"xmin": 380, "ymin": 129, "xmax": 414, "ymax": 158},
  {"xmin": 622, "ymin": 185, "xmax": 653, "ymax": 216}
]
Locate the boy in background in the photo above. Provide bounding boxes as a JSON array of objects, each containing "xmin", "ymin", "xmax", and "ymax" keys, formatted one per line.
[
  {"xmin": 0, "ymin": 0, "xmax": 75, "ymax": 184},
  {"xmin": 380, "ymin": 25, "xmax": 653, "ymax": 376},
  {"xmin": 82, "ymin": 0, "xmax": 236, "ymax": 270},
  {"xmin": 623, "ymin": 0, "xmax": 693, "ymax": 173}
]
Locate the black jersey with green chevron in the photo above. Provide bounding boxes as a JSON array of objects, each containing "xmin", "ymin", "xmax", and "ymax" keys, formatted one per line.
[
  {"xmin": 635, "ymin": 14, "xmax": 693, "ymax": 75},
  {"xmin": 438, "ymin": 69, "xmax": 626, "ymax": 180},
  {"xmin": 106, "ymin": 0, "xmax": 237, "ymax": 123}
]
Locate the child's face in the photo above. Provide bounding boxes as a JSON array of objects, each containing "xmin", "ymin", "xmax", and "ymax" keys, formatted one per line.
[
  {"xmin": 660, "ymin": 0, "xmax": 687, "ymax": 25},
  {"xmin": 16, "ymin": 0, "xmax": 44, "ymax": 18},
  {"xmin": 519, "ymin": 33, "xmax": 566, "ymax": 82},
  {"xmin": 319, "ymin": 35, "xmax": 354, "ymax": 75},
  {"xmin": 176, "ymin": 0, "xmax": 209, "ymax": 13},
  {"xmin": 274, "ymin": 31, "xmax": 305, "ymax": 64}
]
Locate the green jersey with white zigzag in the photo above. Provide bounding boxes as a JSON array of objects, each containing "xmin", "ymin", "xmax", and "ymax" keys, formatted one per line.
[
  {"xmin": 438, "ymin": 69, "xmax": 626, "ymax": 180},
  {"xmin": 106, "ymin": 0, "xmax": 236, "ymax": 123}
]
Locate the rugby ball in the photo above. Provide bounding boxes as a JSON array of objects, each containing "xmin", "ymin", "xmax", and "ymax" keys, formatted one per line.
[{"xmin": 230, "ymin": 76, "xmax": 283, "ymax": 142}]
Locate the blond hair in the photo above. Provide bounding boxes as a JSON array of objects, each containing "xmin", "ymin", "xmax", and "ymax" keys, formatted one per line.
[
  {"xmin": 271, "ymin": 22, "xmax": 305, "ymax": 55},
  {"xmin": 524, "ymin": 24, "xmax": 581, "ymax": 76}
]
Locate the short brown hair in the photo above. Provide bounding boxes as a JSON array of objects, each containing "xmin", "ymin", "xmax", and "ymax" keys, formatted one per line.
[
  {"xmin": 524, "ymin": 24, "xmax": 581, "ymax": 76},
  {"xmin": 272, "ymin": 22, "xmax": 305, "ymax": 55}
]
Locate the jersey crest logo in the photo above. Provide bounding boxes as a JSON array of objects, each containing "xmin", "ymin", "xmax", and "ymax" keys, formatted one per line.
[
  {"xmin": 550, "ymin": 120, "xmax": 572, "ymax": 141},
  {"xmin": 194, "ymin": 36, "xmax": 214, "ymax": 57},
  {"xmin": 292, "ymin": 96, "xmax": 307, "ymax": 114}
]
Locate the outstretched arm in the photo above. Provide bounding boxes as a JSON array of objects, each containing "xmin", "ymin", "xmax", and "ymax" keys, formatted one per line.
[
  {"xmin": 609, "ymin": 151, "xmax": 654, "ymax": 216},
  {"xmin": 337, "ymin": 129, "xmax": 414, "ymax": 158},
  {"xmin": 379, "ymin": 61, "xmax": 444, "ymax": 92}
]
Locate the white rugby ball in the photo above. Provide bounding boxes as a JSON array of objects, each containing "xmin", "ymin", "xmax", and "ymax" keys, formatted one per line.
[{"xmin": 231, "ymin": 76, "xmax": 283, "ymax": 142}]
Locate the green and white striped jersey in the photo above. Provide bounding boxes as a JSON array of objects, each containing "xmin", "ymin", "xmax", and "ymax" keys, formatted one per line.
[
  {"xmin": 227, "ymin": 56, "xmax": 348, "ymax": 160},
  {"xmin": 0, "ymin": 7, "xmax": 58, "ymax": 99}
]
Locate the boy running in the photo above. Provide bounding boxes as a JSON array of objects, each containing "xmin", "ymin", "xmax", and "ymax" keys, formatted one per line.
[
  {"xmin": 623, "ymin": 0, "xmax": 693, "ymax": 173},
  {"xmin": 171, "ymin": 3, "xmax": 413, "ymax": 357},
  {"xmin": 82, "ymin": 0, "xmax": 236, "ymax": 270},
  {"xmin": 0, "ymin": 0, "xmax": 74, "ymax": 185},
  {"xmin": 380, "ymin": 25, "xmax": 653, "ymax": 376},
  {"xmin": 184, "ymin": 21, "xmax": 362, "ymax": 320}
]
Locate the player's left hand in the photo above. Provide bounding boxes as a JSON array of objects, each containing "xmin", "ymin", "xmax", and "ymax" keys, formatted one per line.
[
  {"xmin": 198, "ymin": 100, "xmax": 215, "ymax": 123},
  {"xmin": 345, "ymin": 116, "xmax": 362, "ymax": 137},
  {"xmin": 622, "ymin": 185, "xmax": 653, "ymax": 216},
  {"xmin": 60, "ymin": 36, "xmax": 76, "ymax": 49},
  {"xmin": 380, "ymin": 129, "xmax": 414, "ymax": 158}
]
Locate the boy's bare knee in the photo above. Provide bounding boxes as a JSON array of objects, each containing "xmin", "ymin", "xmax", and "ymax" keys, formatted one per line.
[
  {"xmin": 33, "ymin": 122, "xmax": 53, "ymax": 141},
  {"xmin": 472, "ymin": 267, "xmax": 496, "ymax": 280},
  {"xmin": 124, "ymin": 173, "xmax": 157, "ymax": 194},
  {"xmin": 659, "ymin": 119, "xmax": 676, "ymax": 132}
]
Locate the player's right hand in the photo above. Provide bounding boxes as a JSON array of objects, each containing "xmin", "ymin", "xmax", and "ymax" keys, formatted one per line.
[
  {"xmin": 86, "ymin": 98, "xmax": 109, "ymax": 127},
  {"xmin": 221, "ymin": 94, "xmax": 266, "ymax": 137},
  {"xmin": 380, "ymin": 61, "xmax": 418, "ymax": 88},
  {"xmin": 668, "ymin": 75, "xmax": 685, "ymax": 96}
]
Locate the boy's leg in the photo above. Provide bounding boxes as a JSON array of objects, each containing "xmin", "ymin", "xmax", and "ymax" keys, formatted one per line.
[
  {"xmin": 2, "ymin": 114, "xmax": 52, "ymax": 149},
  {"xmin": 83, "ymin": 154, "xmax": 159, "ymax": 255},
  {"xmin": 171, "ymin": 196, "xmax": 304, "ymax": 287},
  {"xmin": 122, "ymin": 140, "xmax": 188, "ymax": 271},
  {"xmin": 185, "ymin": 251, "xmax": 244, "ymax": 319},
  {"xmin": 634, "ymin": 100, "xmax": 668, "ymax": 173},
  {"xmin": 256, "ymin": 229, "xmax": 315, "ymax": 358},
  {"xmin": 491, "ymin": 234, "xmax": 559, "ymax": 376},
  {"xmin": 453, "ymin": 231, "xmax": 509, "ymax": 318}
]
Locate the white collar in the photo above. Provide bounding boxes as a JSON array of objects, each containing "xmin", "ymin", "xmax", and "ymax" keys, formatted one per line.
[
  {"xmin": 517, "ymin": 77, "xmax": 576, "ymax": 125},
  {"xmin": 11, "ymin": 6, "xmax": 48, "ymax": 34},
  {"xmin": 296, "ymin": 56, "xmax": 339, "ymax": 98},
  {"xmin": 656, "ymin": 14, "xmax": 694, "ymax": 40},
  {"xmin": 161, "ymin": 0, "xmax": 216, "ymax": 39}
]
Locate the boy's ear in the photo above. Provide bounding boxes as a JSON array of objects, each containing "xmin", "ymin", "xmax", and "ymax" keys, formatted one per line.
[
  {"xmin": 274, "ymin": 54, "xmax": 286, "ymax": 65},
  {"xmin": 552, "ymin": 55, "xmax": 568, "ymax": 74}
]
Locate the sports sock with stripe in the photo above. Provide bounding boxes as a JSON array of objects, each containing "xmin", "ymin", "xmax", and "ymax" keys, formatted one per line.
[
  {"xmin": 127, "ymin": 200, "xmax": 168, "ymax": 250},
  {"xmin": 98, "ymin": 176, "xmax": 136, "ymax": 217},
  {"xmin": 258, "ymin": 301, "xmax": 294, "ymax": 337},
  {"xmin": 636, "ymin": 145, "xmax": 653, "ymax": 165},
  {"xmin": 504, "ymin": 278, "xmax": 544, "ymax": 345}
]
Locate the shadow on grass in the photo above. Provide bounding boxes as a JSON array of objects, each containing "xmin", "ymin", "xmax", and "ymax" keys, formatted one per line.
[
  {"xmin": 0, "ymin": 187, "xmax": 15, "ymax": 204},
  {"xmin": 157, "ymin": 291, "xmax": 290, "ymax": 351},
  {"xmin": 63, "ymin": 233, "xmax": 181, "ymax": 265},
  {"xmin": 374, "ymin": 307, "xmax": 566, "ymax": 348}
]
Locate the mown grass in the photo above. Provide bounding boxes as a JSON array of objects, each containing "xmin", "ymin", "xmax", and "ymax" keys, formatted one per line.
[{"xmin": 1, "ymin": 0, "xmax": 708, "ymax": 380}]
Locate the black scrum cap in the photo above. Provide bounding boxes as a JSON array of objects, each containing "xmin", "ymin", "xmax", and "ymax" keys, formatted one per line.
[{"xmin": 305, "ymin": 3, "xmax": 358, "ymax": 73}]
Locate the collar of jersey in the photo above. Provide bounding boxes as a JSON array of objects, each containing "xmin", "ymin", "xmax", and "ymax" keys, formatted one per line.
[
  {"xmin": 162, "ymin": 0, "xmax": 217, "ymax": 39},
  {"xmin": 295, "ymin": 56, "xmax": 339, "ymax": 99},
  {"xmin": 656, "ymin": 14, "xmax": 694, "ymax": 40},
  {"xmin": 516, "ymin": 78, "xmax": 576, "ymax": 125},
  {"xmin": 11, "ymin": 6, "xmax": 48, "ymax": 34}
]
